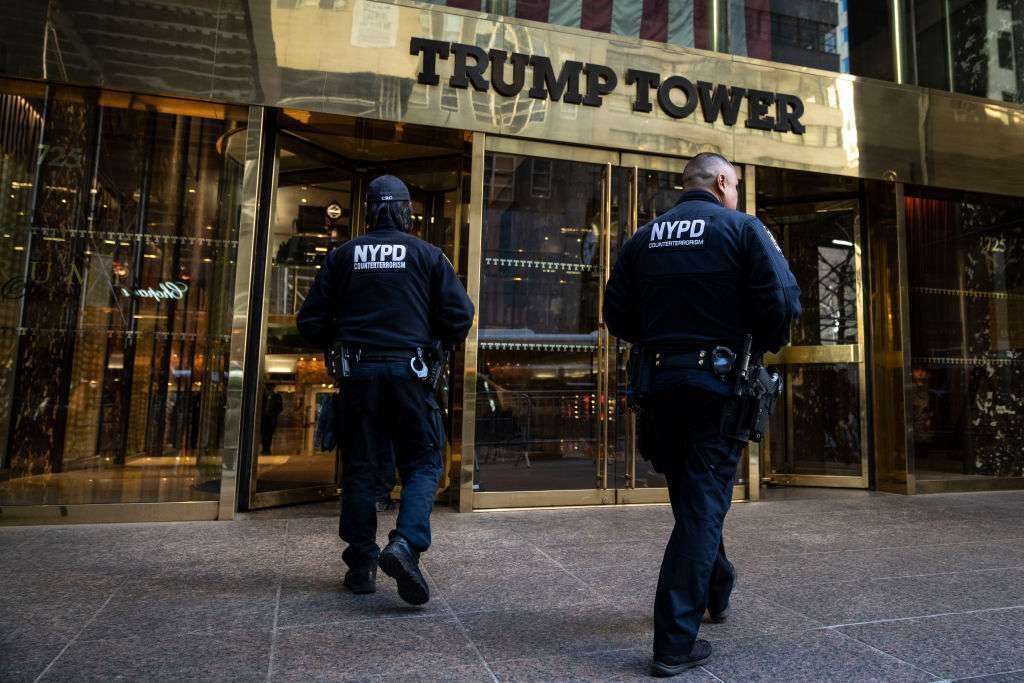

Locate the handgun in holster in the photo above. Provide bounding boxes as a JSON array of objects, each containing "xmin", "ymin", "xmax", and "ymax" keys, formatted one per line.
[
  {"xmin": 325, "ymin": 341, "xmax": 356, "ymax": 380},
  {"xmin": 425, "ymin": 341, "xmax": 450, "ymax": 393},
  {"xmin": 625, "ymin": 344, "xmax": 656, "ymax": 410},
  {"xmin": 720, "ymin": 334, "xmax": 784, "ymax": 443}
]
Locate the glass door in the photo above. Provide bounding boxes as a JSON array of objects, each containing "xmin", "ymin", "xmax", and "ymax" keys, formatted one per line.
[
  {"xmin": 470, "ymin": 144, "xmax": 751, "ymax": 507},
  {"xmin": 245, "ymin": 110, "xmax": 470, "ymax": 509},
  {"xmin": 472, "ymin": 139, "xmax": 627, "ymax": 506},
  {"xmin": 757, "ymin": 198, "xmax": 870, "ymax": 487}
]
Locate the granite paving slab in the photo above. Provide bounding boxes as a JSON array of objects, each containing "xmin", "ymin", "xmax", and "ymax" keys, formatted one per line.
[
  {"xmin": 4, "ymin": 489, "xmax": 1024, "ymax": 681},
  {"xmin": 838, "ymin": 612, "xmax": 1024, "ymax": 679}
]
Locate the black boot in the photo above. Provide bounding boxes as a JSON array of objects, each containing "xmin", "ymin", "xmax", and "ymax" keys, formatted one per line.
[
  {"xmin": 704, "ymin": 606, "xmax": 730, "ymax": 624},
  {"xmin": 378, "ymin": 536, "xmax": 429, "ymax": 606},
  {"xmin": 651, "ymin": 640, "xmax": 712, "ymax": 677},
  {"xmin": 343, "ymin": 566, "xmax": 377, "ymax": 594}
]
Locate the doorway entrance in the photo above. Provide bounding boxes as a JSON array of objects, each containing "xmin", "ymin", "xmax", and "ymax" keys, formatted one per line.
[
  {"xmin": 242, "ymin": 110, "xmax": 471, "ymax": 509},
  {"xmin": 466, "ymin": 141, "xmax": 874, "ymax": 508},
  {"xmin": 468, "ymin": 139, "xmax": 757, "ymax": 509},
  {"xmin": 755, "ymin": 169, "xmax": 870, "ymax": 488}
]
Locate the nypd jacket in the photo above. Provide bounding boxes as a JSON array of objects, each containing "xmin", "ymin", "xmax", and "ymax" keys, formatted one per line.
[
  {"xmin": 296, "ymin": 224, "xmax": 474, "ymax": 351},
  {"xmin": 604, "ymin": 189, "xmax": 801, "ymax": 393}
]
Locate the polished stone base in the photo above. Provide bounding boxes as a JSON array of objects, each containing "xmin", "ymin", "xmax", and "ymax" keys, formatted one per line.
[{"xmin": 3, "ymin": 488, "xmax": 1024, "ymax": 681}]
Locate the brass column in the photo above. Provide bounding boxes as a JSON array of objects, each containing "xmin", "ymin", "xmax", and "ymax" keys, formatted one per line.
[
  {"xmin": 744, "ymin": 164, "xmax": 760, "ymax": 502},
  {"xmin": 866, "ymin": 180, "xmax": 916, "ymax": 494},
  {"xmin": 457, "ymin": 133, "xmax": 485, "ymax": 512}
]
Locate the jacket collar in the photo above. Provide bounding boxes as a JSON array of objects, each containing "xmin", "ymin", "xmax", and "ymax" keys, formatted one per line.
[{"xmin": 678, "ymin": 189, "xmax": 722, "ymax": 206}]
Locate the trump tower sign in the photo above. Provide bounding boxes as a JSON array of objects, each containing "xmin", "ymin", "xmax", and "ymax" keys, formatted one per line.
[{"xmin": 410, "ymin": 37, "xmax": 806, "ymax": 135}]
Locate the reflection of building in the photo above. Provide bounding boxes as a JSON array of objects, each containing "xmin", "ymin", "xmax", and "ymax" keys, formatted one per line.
[
  {"xmin": 909, "ymin": 0, "xmax": 1024, "ymax": 103},
  {"xmin": 985, "ymin": 0, "xmax": 1022, "ymax": 102},
  {"xmin": 0, "ymin": 0, "xmax": 1022, "ymax": 524}
]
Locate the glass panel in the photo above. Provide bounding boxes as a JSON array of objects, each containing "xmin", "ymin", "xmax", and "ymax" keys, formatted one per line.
[
  {"xmin": 475, "ymin": 152, "xmax": 605, "ymax": 492},
  {"xmin": 722, "ymin": 0, "xmax": 894, "ymax": 79},
  {"xmin": 257, "ymin": 168, "xmax": 350, "ymax": 492},
  {"xmin": 756, "ymin": 166, "xmax": 866, "ymax": 484},
  {"xmin": 905, "ymin": 187, "xmax": 1024, "ymax": 480},
  {"xmin": 907, "ymin": 0, "xmax": 1024, "ymax": 104},
  {"xmin": 767, "ymin": 363, "xmax": 863, "ymax": 476},
  {"xmin": 255, "ymin": 111, "xmax": 469, "ymax": 498},
  {"xmin": 759, "ymin": 202, "xmax": 858, "ymax": 346},
  {"xmin": 0, "ymin": 80, "xmax": 246, "ymax": 505}
]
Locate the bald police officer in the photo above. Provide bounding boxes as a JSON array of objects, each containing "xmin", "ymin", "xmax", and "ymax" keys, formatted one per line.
[
  {"xmin": 604, "ymin": 153, "xmax": 801, "ymax": 676},
  {"xmin": 297, "ymin": 175, "xmax": 474, "ymax": 605}
]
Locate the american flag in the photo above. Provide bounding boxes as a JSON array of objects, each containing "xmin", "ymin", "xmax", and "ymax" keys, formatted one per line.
[{"xmin": 427, "ymin": 0, "xmax": 774, "ymax": 61}]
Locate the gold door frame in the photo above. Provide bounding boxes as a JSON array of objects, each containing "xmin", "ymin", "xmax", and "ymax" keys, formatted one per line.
[
  {"xmin": 465, "ymin": 142, "xmax": 749, "ymax": 510},
  {"xmin": 469, "ymin": 136, "xmax": 618, "ymax": 510},
  {"xmin": 246, "ymin": 115, "xmax": 339, "ymax": 510},
  {"xmin": 759, "ymin": 198, "xmax": 871, "ymax": 489}
]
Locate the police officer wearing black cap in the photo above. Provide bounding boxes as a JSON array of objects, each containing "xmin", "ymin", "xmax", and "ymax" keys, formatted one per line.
[
  {"xmin": 604, "ymin": 153, "xmax": 801, "ymax": 676},
  {"xmin": 297, "ymin": 175, "xmax": 474, "ymax": 605}
]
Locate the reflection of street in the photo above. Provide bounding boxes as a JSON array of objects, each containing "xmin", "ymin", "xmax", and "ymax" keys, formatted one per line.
[
  {"xmin": 255, "ymin": 452, "xmax": 337, "ymax": 491},
  {"xmin": 475, "ymin": 370, "xmax": 601, "ymax": 492},
  {"xmin": 0, "ymin": 456, "xmax": 220, "ymax": 505}
]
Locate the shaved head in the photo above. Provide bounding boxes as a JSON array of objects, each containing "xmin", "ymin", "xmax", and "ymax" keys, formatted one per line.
[{"xmin": 681, "ymin": 152, "xmax": 739, "ymax": 209}]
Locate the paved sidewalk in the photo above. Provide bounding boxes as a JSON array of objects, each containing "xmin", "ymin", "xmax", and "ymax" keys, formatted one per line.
[{"xmin": 3, "ymin": 489, "xmax": 1024, "ymax": 682}]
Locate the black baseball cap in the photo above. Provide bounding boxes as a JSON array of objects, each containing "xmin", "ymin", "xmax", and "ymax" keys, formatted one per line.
[{"xmin": 366, "ymin": 175, "xmax": 410, "ymax": 203}]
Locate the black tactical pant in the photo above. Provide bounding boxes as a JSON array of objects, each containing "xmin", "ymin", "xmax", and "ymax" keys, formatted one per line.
[
  {"xmin": 336, "ymin": 361, "xmax": 444, "ymax": 572},
  {"xmin": 640, "ymin": 385, "xmax": 742, "ymax": 656}
]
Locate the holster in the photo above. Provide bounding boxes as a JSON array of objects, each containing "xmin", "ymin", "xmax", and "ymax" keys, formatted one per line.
[
  {"xmin": 325, "ymin": 341, "xmax": 352, "ymax": 380},
  {"xmin": 720, "ymin": 366, "xmax": 783, "ymax": 443},
  {"xmin": 426, "ymin": 341, "xmax": 449, "ymax": 392},
  {"xmin": 625, "ymin": 345, "xmax": 656, "ymax": 410}
]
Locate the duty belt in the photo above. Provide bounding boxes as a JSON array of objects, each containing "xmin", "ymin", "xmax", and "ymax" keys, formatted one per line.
[
  {"xmin": 653, "ymin": 349, "xmax": 716, "ymax": 372},
  {"xmin": 353, "ymin": 347, "xmax": 418, "ymax": 363}
]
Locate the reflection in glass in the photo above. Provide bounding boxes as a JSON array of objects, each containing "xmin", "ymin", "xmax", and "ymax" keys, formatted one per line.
[
  {"xmin": 0, "ymin": 80, "xmax": 246, "ymax": 505},
  {"xmin": 906, "ymin": 187, "xmax": 1024, "ymax": 479},
  {"xmin": 720, "ymin": 0, "xmax": 894, "ymax": 79},
  {"xmin": 767, "ymin": 363, "xmax": 862, "ymax": 476},
  {"xmin": 907, "ymin": 0, "xmax": 1024, "ymax": 104},
  {"xmin": 475, "ymin": 153, "xmax": 605, "ymax": 491},
  {"xmin": 437, "ymin": 1, "xmax": 711, "ymax": 50},
  {"xmin": 759, "ymin": 203, "xmax": 858, "ymax": 346}
]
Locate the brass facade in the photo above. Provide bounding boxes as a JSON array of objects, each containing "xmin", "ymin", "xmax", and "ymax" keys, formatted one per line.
[
  {"xmin": 866, "ymin": 181, "xmax": 916, "ymax": 495},
  {"xmin": 3, "ymin": 1, "xmax": 1024, "ymax": 521},
  {"xmin": 6, "ymin": 1, "xmax": 1021, "ymax": 197}
]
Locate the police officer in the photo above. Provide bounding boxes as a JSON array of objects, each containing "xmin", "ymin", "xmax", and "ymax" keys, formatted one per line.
[
  {"xmin": 297, "ymin": 175, "xmax": 474, "ymax": 605},
  {"xmin": 604, "ymin": 153, "xmax": 801, "ymax": 676}
]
